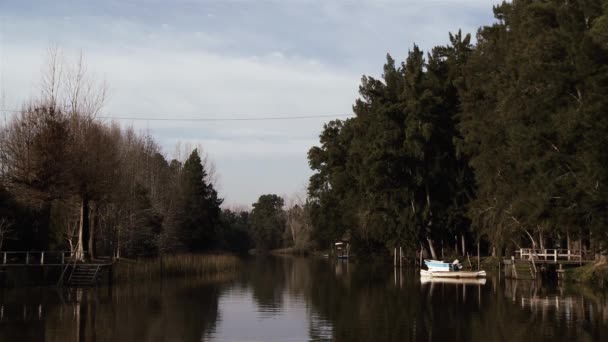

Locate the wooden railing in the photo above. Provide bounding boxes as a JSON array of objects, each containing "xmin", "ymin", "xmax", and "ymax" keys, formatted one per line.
[
  {"xmin": 515, "ymin": 248, "xmax": 588, "ymax": 262},
  {"xmin": 0, "ymin": 251, "xmax": 89, "ymax": 266}
]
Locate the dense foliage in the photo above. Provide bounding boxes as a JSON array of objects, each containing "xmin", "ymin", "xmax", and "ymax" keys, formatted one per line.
[
  {"xmin": 0, "ymin": 103, "xmax": 230, "ymax": 258},
  {"xmin": 307, "ymin": 0, "xmax": 608, "ymax": 257},
  {"xmin": 249, "ymin": 194, "xmax": 286, "ymax": 251}
]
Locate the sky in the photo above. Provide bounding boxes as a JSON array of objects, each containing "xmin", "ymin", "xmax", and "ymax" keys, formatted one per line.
[{"xmin": 0, "ymin": 0, "xmax": 496, "ymax": 208}]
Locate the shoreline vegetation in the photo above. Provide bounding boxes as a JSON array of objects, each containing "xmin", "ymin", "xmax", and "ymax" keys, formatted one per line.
[
  {"xmin": 565, "ymin": 261, "xmax": 608, "ymax": 288},
  {"xmin": 112, "ymin": 254, "xmax": 241, "ymax": 283}
]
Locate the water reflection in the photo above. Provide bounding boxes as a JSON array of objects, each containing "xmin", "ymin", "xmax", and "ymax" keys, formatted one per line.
[
  {"xmin": 0, "ymin": 277, "xmax": 226, "ymax": 342},
  {"xmin": 0, "ymin": 257, "xmax": 607, "ymax": 342}
]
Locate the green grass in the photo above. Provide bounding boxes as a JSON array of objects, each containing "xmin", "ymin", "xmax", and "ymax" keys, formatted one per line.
[
  {"xmin": 270, "ymin": 246, "xmax": 311, "ymax": 256},
  {"xmin": 565, "ymin": 262, "xmax": 608, "ymax": 288},
  {"xmin": 113, "ymin": 253, "xmax": 240, "ymax": 283}
]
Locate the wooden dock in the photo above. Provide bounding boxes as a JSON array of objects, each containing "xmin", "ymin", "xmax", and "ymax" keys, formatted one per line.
[
  {"xmin": 0, "ymin": 251, "xmax": 114, "ymax": 287},
  {"xmin": 1, "ymin": 251, "xmax": 79, "ymax": 267},
  {"xmin": 503, "ymin": 248, "xmax": 594, "ymax": 280}
]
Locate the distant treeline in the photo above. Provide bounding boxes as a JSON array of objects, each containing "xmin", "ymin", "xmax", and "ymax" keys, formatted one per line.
[
  {"xmin": 0, "ymin": 49, "xmax": 308, "ymax": 257},
  {"xmin": 306, "ymin": 0, "xmax": 608, "ymax": 258}
]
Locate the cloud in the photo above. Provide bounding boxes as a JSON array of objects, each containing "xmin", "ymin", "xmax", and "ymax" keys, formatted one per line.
[{"xmin": 0, "ymin": 0, "xmax": 498, "ymax": 206}]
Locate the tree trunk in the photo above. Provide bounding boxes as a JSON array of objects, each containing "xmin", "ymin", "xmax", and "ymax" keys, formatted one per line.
[
  {"xmin": 88, "ymin": 202, "xmax": 97, "ymax": 260},
  {"xmin": 425, "ymin": 185, "xmax": 437, "ymax": 260},
  {"xmin": 567, "ymin": 230, "xmax": 571, "ymax": 261},
  {"xmin": 75, "ymin": 195, "xmax": 89, "ymax": 262},
  {"xmin": 461, "ymin": 234, "xmax": 466, "ymax": 256},
  {"xmin": 522, "ymin": 227, "xmax": 536, "ymax": 248},
  {"xmin": 427, "ymin": 238, "xmax": 438, "ymax": 260},
  {"xmin": 116, "ymin": 224, "xmax": 121, "ymax": 259}
]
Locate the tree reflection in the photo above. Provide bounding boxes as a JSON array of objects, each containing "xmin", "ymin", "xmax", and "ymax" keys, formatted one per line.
[
  {"xmin": 275, "ymin": 257, "xmax": 608, "ymax": 342},
  {"xmin": 0, "ymin": 276, "xmax": 231, "ymax": 342},
  {"xmin": 249, "ymin": 256, "xmax": 286, "ymax": 316},
  {"xmin": 2, "ymin": 259, "xmax": 608, "ymax": 342}
]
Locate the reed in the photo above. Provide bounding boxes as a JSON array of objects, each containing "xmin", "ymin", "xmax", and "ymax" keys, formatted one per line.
[{"xmin": 113, "ymin": 254, "xmax": 240, "ymax": 283}]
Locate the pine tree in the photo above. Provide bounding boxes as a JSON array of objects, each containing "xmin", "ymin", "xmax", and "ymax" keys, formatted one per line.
[{"xmin": 179, "ymin": 149, "xmax": 223, "ymax": 251}]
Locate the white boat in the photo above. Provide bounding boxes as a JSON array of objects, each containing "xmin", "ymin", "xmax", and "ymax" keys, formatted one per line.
[
  {"xmin": 420, "ymin": 276, "xmax": 487, "ymax": 285},
  {"xmin": 420, "ymin": 269, "xmax": 487, "ymax": 278},
  {"xmin": 424, "ymin": 259, "xmax": 463, "ymax": 272},
  {"xmin": 421, "ymin": 259, "xmax": 486, "ymax": 278}
]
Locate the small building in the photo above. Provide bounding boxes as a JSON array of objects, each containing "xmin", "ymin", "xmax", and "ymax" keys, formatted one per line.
[{"xmin": 334, "ymin": 241, "xmax": 350, "ymax": 259}]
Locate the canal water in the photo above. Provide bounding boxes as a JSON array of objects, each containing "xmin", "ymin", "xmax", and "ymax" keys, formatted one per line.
[{"xmin": 1, "ymin": 257, "xmax": 607, "ymax": 341}]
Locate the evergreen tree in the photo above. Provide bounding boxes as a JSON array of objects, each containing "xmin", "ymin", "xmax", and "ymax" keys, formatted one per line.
[
  {"xmin": 179, "ymin": 149, "xmax": 223, "ymax": 251},
  {"xmin": 458, "ymin": 0, "xmax": 608, "ymax": 254}
]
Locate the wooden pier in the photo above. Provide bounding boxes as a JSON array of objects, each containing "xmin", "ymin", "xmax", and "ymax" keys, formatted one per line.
[
  {"xmin": 504, "ymin": 248, "xmax": 594, "ymax": 280},
  {"xmin": 0, "ymin": 251, "xmax": 114, "ymax": 287},
  {"xmin": 1, "ymin": 251, "xmax": 76, "ymax": 267}
]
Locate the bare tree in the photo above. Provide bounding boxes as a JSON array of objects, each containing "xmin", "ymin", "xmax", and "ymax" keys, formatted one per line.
[
  {"xmin": 39, "ymin": 47, "xmax": 107, "ymax": 118},
  {"xmin": 64, "ymin": 52, "xmax": 108, "ymax": 118},
  {"xmin": 285, "ymin": 190, "xmax": 311, "ymax": 249}
]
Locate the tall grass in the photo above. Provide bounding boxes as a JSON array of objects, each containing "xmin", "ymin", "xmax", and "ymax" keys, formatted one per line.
[{"xmin": 113, "ymin": 254, "xmax": 240, "ymax": 283}]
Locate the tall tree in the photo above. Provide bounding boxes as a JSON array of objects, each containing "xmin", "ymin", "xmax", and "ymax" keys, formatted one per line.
[
  {"xmin": 249, "ymin": 194, "xmax": 286, "ymax": 251},
  {"xmin": 179, "ymin": 149, "xmax": 223, "ymax": 251}
]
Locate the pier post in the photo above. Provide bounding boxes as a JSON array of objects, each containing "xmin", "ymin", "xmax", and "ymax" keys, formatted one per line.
[
  {"xmin": 554, "ymin": 250, "xmax": 557, "ymax": 263},
  {"xmin": 40, "ymin": 252, "xmax": 44, "ymax": 265},
  {"xmin": 399, "ymin": 246, "xmax": 402, "ymax": 269},
  {"xmin": 477, "ymin": 243, "xmax": 480, "ymax": 271}
]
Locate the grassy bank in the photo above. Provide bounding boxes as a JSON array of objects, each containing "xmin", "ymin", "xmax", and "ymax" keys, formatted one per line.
[
  {"xmin": 113, "ymin": 254, "xmax": 240, "ymax": 283},
  {"xmin": 565, "ymin": 262, "xmax": 608, "ymax": 288},
  {"xmin": 270, "ymin": 246, "xmax": 311, "ymax": 256}
]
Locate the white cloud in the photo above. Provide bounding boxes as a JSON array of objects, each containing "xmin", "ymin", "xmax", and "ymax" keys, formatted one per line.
[{"xmin": 0, "ymin": 0, "xmax": 497, "ymax": 205}]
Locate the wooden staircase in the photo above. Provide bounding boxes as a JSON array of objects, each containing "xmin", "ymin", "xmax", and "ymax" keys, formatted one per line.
[
  {"xmin": 512, "ymin": 260, "xmax": 537, "ymax": 280},
  {"xmin": 60, "ymin": 264, "xmax": 104, "ymax": 286}
]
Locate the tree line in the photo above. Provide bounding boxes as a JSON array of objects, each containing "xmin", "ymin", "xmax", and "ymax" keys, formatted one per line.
[
  {"xmin": 0, "ymin": 49, "xmax": 309, "ymax": 257},
  {"xmin": 2, "ymin": 0, "xmax": 607, "ymax": 261},
  {"xmin": 0, "ymin": 51, "xmax": 252, "ymax": 259},
  {"xmin": 306, "ymin": 0, "xmax": 608, "ymax": 259}
]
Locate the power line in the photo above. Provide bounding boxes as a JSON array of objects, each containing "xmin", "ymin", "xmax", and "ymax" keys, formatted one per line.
[
  {"xmin": 98, "ymin": 114, "xmax": 354, "ymax": 122},
  {"xmin": 0, "ymin": 109, "xmax": 354, "ymax": 122}
]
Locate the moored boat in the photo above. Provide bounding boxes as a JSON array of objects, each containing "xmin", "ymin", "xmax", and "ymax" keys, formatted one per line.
[
  {"xmin": 421, "ymin": 259, "xmax": 486, "ymax": 278},
  {"xmin": 424, "ymin": 259, "xmax": 463, "ymax": 272},
  {"xmin": 420, "ymin": 275, "xmax": 487, "ymax": 285},
  {"xmin": 420, "ymin": 269, "xmax": 487, "ymax": 278}
]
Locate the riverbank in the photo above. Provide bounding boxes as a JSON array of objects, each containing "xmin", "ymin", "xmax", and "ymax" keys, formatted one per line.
[
  {"xmin": 269, "ymin": 246, "xmax": 311, "ymax": 256},
  {"xmin": 112, "ymin": 254, "xmax": 241, "ymax": 283},
  {"xmin": 565, "ymin": 261, "xmax": 608, "ymax": 288}
]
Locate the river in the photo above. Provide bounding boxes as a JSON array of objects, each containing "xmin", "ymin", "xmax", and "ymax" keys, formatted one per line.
[{"xmin": 1, "ymin": 256, "xmax": 607, "ymax": 341}]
